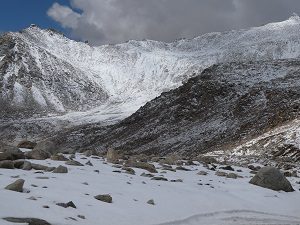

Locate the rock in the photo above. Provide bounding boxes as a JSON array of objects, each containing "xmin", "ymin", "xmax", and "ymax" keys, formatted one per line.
[
  {"xmin": 197, "ymin": 171, "xmax": 208, "ymax": 176},
  {"xmin": 25, "ymin": 150, "xmax": 50, "ymax": 160},
  {"xmin": 219, "ymin": 165, "xmax": 235, "ymax": 171},
  {"xmin": 31, "ymin": 163, "xmax": 49, "ymax": 171},
  {"xmin": 0, "ymin": 144, "xmax": 25, "ymax": 161},
  {"xmin": 0, "ymin": 160, "xmax": 14, "ymax": 169},
  {"xmin": 125, "ymin": 160, "xmax": 157, "ymax": 173},
  {"xmin": 147, "ymin": 199, "xmax": 155, "ymax": 205},
  {"xmin": 17, "ymin": 140, "xmax": 37, "ymax": 149},
  {"xmin": 215, "ymin": 171, "xmax": 227, "ymax": 177},
  {"xmin": 170, "ymin": 179, "xmax": 183, "ymax": 182},
  {"xmin": 51, "ymin": 154, "xmax": 68, "ymax": 161},
  {"xmin": 226, "ymin": 173, "xmax": 238, "ymax": 179},
  {"xmin": 5, "ymin": 179, "xmax": 25, "ymax": 192},
  {"xmin": 53, "ymin": 165, "xmax": 68, "ymax": 173},
  {"xmin": 78, "ymin": 215, "xmax": 86, "ymax": 220},
  {"xmin": 3, "ymin": 217, "xmax": 51, "ymax": 225},
  {"xmin": 45, "ymin": 167, "xmax": 56, "ymax": 172},
  {"xmin": 85, "ymin": 160, "xmax": 93, "ymax": 166},
  {"xmin": 249, "ymin": 167, "xmax": 294, "ymax": 192},
  {"xmin": 106, "ymin": 149, "xmax": 119, "ymax": 163},
  {"xmin": 33, "ymin": 140, "xmax": 57, "ymax": 155},
  {"xmin": 13, "ymin": 160, "xmax": 25, "ymax": 169},
  {"xmin": 56, "ymin": 201, "xmax": 76, "ymax": 208},
  {"xmin": 140, "ymin": 172, "xmax": 154, "ymax": 177},
  {"xmin": 175, "ymin": 166, "xmax": 191, "ymax": 171},
  {"xmin": 151, "ymin": 177, "xmax": 168, "ymax": 181},
  {"xmin": 122, "ymin": 167, "xmax": 135, "ymax": 175},
  {"xmin": 65, "ymin": 160, "xmax": 84, "ymax": 166},
  {"xmin": 94, "ymin": 194, "xmax": 112, "ymax": 203}
]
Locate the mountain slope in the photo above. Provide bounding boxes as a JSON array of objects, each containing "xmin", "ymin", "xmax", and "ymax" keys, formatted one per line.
[
  {"xmin": 40, "ymin": 59, "xmax": 300, "ymax": 157},
  {"xmin": 1, "ymin": 15, "xmax": 300, "ymax": 142}
]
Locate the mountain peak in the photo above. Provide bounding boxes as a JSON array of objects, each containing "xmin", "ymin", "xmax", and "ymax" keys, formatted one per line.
[{"xmin": 289, "ymin": 13, "xmax": 300, "ymax": 21}]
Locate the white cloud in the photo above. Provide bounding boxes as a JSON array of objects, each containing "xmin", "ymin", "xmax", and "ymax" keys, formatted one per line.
[
  {"xmin": 47, "ymin": 2, "xmax": 81, "ymax": 29},
  {"xmin": 47, "ymin": 0, "xmax": 300, "ymax": 45}
]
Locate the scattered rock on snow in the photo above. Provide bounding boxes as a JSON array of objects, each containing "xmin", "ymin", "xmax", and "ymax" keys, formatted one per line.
[
  {"xmin": 3, "ymin": 217, "xmax": 51, "ymax": 225},
  {"xmin": 147, "ymin": 199, "xmax": 155, "ymax": 205},
  {"xmin": 151, "ymin": 177, "xmax": 168, "ymax": 181},
  {"xmin": 5, "ymin": 179, "xmax": 25, "ymax": 192},
  {"xmin": 94, "ymin": 194, "xmax": 112, "ymax": 203},
  {"xmin": 249, "ymin": 166, "xmax": 294, "ymax": 192},
  {"xmin": 56, "ymin": 201, "xmax": 77, "ymax": 209},
  {"xmin": 53, "ymin": 165, "xmax": 68, "ymax": 173}
]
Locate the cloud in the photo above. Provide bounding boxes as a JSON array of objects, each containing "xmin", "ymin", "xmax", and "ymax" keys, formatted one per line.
[{"xmin": 47, "ymin": 0, "xmax": 300, "ymax": 45}]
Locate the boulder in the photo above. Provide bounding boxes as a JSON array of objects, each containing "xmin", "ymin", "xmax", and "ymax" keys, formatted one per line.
[
  {"xmin": 0, "ymin": 160, "xmax": 14, "ymax": 169},
  {"xmin": 53, "ymin": 165, "xmax": 68, "ymax": 173},
  {"xmin": 33, "ymin": 140, "xmax": 57, "ymax": 155},
  {"xmin": 94, "ymin": 194, "xmax": 112, "ymax": 203},
  {"xmin": 31, "ymin": 163, "xmax": 49, "ymax": 171},
  {"xmin": 5, "ymin": 179, "xmax": 25, "ymax": 192},
  {"xmin": 25, "ymin": 150, "xmax": 50, "ymax": 160},
  {"xmin": 17, "ymin": 140, "xmax": 37, "ymax": 149},
  {"xmin": 0, "ymin": 143, "xmax": 25, "ymax": 161},
  {"xmin": 21, "ymin": 161, "xmax": 32, "ymax": 170},
  {"xmin": 249, "ymin": 167, "xmax": 294, "ymax": 192},
  {"xmin": 226, "ymin": 173, "xmax": 238, "ymax": 179},
  {"xmin": 53, "ymin": 165, "xmax": 66, "ymax": 173}
]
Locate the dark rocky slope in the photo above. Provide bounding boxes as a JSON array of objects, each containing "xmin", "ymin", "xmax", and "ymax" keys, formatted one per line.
[{"xmin": 42, "ymin": 59, "xmax": 300, "ymax": 157}]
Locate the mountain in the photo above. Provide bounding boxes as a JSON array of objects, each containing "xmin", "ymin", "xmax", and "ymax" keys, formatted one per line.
[
  {"xmin": 1, "ymin": 15, "xmax": 300, "ymax": 142},
  {"xmin": 41, "ymin": 58, "xmax": 300, "ymax": 160}
]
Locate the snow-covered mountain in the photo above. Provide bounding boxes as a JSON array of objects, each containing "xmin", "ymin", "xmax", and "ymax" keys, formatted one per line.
[{"xmin": 1, "ymin": 15, "xmax": 300, "ymax": 142}]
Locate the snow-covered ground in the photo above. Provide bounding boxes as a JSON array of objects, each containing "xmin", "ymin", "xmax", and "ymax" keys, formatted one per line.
[{"xmin": 0, "ymin": 150, "xmax": 299, "ymax": 225}]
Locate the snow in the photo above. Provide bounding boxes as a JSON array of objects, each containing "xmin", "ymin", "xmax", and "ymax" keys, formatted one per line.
[
  {"xmin": 0, "ymin": 151, "xmax": 299, "ymax": 225},
  {"xmin": 31, "ymin": 86, "xmax": 47, "ymax": 107}
]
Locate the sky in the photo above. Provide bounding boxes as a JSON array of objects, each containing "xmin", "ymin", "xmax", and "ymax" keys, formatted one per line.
[{"xmin": 1, "ymin": 0, "xmax": 300, "ymax": 45}]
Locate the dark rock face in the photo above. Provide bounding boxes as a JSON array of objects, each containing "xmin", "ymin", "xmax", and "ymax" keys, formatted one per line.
[
  {"xmin": 249, "ymin": 167, "xmax": 294, "ymax": 192},
  {"xmin": 43, "ymin": 59, "xmax": 300, "ymax": 157}
]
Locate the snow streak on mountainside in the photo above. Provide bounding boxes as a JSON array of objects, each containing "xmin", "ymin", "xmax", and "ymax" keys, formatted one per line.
[{"xmin": 1, "ymin": 15, "xmax": 300, "ymax": 141}]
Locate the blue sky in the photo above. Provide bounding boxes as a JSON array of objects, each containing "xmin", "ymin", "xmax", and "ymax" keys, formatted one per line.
[{"xmin": 0, "ymin": 0, "xmax": 69, "ymax": 33}]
